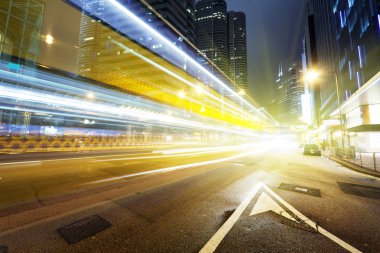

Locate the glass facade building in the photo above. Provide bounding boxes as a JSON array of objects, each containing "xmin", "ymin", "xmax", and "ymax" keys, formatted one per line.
[
  {"xmin": 228, "ymin": 11, "xmax": 248, "ymax": 93},
  {"xmin": 0, "ymin": 0, "xmax": 44, "ymax": 65},
  {"xmin": 305, "ymin": 0, "xmax": 380, "ymax": 151},
  {"xmin": 195, "ymin": 0, "xmax": 229, "ymax": 88},
  {"xmin": 275, "ymin": 63, "xmax": 304, "ymax": 124}
]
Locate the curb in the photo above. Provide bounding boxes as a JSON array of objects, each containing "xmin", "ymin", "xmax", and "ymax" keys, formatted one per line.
[{"xmin": 323, "ymin": 154, "xmax": 380, "ymax": 178}]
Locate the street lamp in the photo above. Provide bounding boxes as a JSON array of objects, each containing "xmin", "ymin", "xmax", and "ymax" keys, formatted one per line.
[
  {"xmin": 304, "ymin": 69, "xmax": 345, "ymax": 148},
  {"xmin": 45, "ymin": 34, "xmax": 54, "ymax": 45}
]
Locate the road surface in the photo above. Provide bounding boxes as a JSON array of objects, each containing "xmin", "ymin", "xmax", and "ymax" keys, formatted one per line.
[{"xmin": 0, "ymin": 143, "xmax": 379, "ymax": 252}]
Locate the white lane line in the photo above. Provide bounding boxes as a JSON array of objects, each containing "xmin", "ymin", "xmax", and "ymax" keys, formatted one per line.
[
  {"xmin": 199, "ymin": 183, "xmax": 263, "ymax": 253},
  {"xmin": 153, "ymin": 145, "xmax": 255, "ymax": 155},
  {"xmin": 0, "ymin": 160, "xmax": 42, "ymax": 166},
  {"xmin": 0, "ymin": 152, "xmax": 153, "ymax": 167},
  {"xmin": 93, "ymin": 149, "xmax": 240, "ymax": 163},
  {"xmin": 90, "ymin": 148, "xmax": 268, "ymax": 184},
  {"xmin": 200, "ymin": 183, "xmax": 361, "ymax": 253}
]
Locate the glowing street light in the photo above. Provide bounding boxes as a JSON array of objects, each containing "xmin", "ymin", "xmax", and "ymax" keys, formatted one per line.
[
  {"xmin": 304, "ymin": 70, "xmax": 320, "ymax": 83},
  {"xmin": 238, "ymin": 89, "xmax": 246, "ymax": 96},
  {"xmin": 45, "ymin": 34, "xmax": 54, "ymax": 45},
  {"xmin": 200, "ymin": 107, "xmax": 206, "ymax": 113},
  {"xmin": 304, "ymin": 68, "xmax": 345, "ymax": 148}
]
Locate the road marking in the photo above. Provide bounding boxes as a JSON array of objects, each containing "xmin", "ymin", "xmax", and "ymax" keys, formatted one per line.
[
  {"xmin": 0, "ymin": 152, "xmax": 153, "ymax": 167},
  {"xmin": 0, "ymin": 145, "xmax": 254, "ymax": 167},
  {"xmin": 0, "ymin": 160, "xmax": 42, "ymax": 166},
  {"xmin": 199, "ymin": 182, "xmax": 362, "ymax": 253},
  {"xmin": 93, "ymin": 149, "xmax": 237, "ymax": 163},
  {"xmin": 90, "ymin": 149, "xmax": 267, "ymax": 184},
  {"xmin": 153, "ymin": 144, "xmax": 256, "ymax": 155},
  {"xmin": 249, "ymin": 192, "xmax": 296, "ymax": 222}
]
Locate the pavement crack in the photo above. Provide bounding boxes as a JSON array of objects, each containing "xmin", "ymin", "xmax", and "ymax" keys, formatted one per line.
[{"xmin": 30, "ymin": 182, "xmax": 44, "ymax": 206}]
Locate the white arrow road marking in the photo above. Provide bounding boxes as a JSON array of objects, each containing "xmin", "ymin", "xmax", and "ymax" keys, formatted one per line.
[
  {"xmin": 249, "ymin": 192, "xmax": 296, "ymax": 222},
  {"xmin": 199, "ymin": 182, "xmax": 362, "ymax": 253}
]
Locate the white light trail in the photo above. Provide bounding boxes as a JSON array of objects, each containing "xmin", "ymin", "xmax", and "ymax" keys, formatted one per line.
[
  {"xmin": 0, "ymin": 83, "xmax": 261, "ymax": 137},
  {"xmin": 93, "ymin": 147, "xmax": 243, "ymax": 162},
  {"xmin": 90, "ymin": 147, "xmax": 268, "ymax": 184},
  {"xmin": 112, "ymin": 40, "xmax": 256, "ymax": 121},
  {"xmin": 106, "ymin": 0, "xmax": 270, "ymax": 122}
]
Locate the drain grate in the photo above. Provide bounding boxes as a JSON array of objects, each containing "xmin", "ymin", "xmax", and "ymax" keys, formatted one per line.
[
  {"xmin": 278, "ymin": 183, "xmax": 321, "ymax": 197},
  {"xmin": 0, "ymin": 245, "xmax": 8, "ymax": 253},
  {"xmin": 338, "ymin": 182, "xmax": 380, "ymax": 199},
  {"xmin": 57, "ymin": 215, "xmax": 111, "ymax": 244}
]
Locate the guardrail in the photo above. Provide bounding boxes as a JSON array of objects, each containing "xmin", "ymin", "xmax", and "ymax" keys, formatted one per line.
[{"xmin": 329, "ymin": 147, "xmax": 379, "ymax": 172}]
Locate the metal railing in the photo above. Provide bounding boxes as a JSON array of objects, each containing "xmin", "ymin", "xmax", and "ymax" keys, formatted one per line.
[{"xmin": 329, "ymin": 147, "xmax": 379, "ymax": 172}]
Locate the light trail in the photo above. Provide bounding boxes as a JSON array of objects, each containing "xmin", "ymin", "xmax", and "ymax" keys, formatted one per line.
[
  {"xmin": 93, "ymin": 144, "xmax": 254, "ymax": 162},
  {"xmin": 0, "ymin": 152, "xmax": 155, "ymax": 167},
  {"xmin": 105, "ymin": 0, "xmax": 270, "ymax": 123},
  {"xmin": 112, "ymin": 40, "xmax": 258, "ymax": 122},
  {"xmin": 0, "ymin": 82, "xmax": 262, "ymax": 137},
  {"xmin": 90, "ymin": 147, "xmax": 268, "ymax": 184},
  {"xmin": 152, "ymin": 144, "xmax": 258, "ymax": 155}
]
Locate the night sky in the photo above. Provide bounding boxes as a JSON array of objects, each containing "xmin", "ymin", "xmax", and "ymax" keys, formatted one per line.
[
  {"xmin": 227, "ymin": 0, "xmax": 309, "ymax": 106},
  {"xmin": 40, "ymin": 0, "xmax": 309, "ymax": 108}
]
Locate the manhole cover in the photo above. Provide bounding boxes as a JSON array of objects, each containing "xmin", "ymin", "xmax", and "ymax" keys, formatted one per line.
[
  {"xmin": 0, "ymin": 245, "xmax": 8, "ymax": 253},
  {"xmin": 57, "ymin": 215, "xmax": 111, "ymax": 244},
  {"xmin": 338, "ymin": 182, "xmax": 380, "ymax": 199},
  {"xmin": 278, "ymin": 183, "xmax": 321, "ymax": 197}
]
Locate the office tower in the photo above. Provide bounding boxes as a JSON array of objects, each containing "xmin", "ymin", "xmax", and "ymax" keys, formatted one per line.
[
  {"xmin": 145, "ymin": 0, "xmax": 196, "ymax": 46},
  {"xmin": 276, "ymin": 63, "xmax": 304, "ymax": 124},
  {"xmin": 0, "ymin": 0, "xmax": 45, "ymax": 65},
  {"xmin": 228, "ymin": 11, "xmax": 248, "ymax": 92},
  {"xmin": 305, "ymin": 0, "xmax": 380, "ymax": 151},
  {"xmin": 305, "ymin": 0, "xmax": 380, "ymax": 121},
  {"xmin": 304, "ymin": 0, "xmax": 341, "ymax": 121},
  {"xmin": 195, "ymin": 0, "xmax": 229, "ymax": 82},
  {"xmin": 334, "ymin": 0, "xmax": 380, "ymax": 99}
]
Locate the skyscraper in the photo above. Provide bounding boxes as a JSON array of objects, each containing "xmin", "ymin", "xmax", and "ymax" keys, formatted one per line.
[
  {"xmin": 304, "ymin": 0, "xmax": 340, "ymax": 121},
  {"xmin": 144, "ymin": 0, "xmax": 196, "ymax": 46},
  {"xmin": 305, "ymin": 0, "xmax": 380, "ymax": 151},
  {"xmin": 195, "ymin": 0, "xmax": 229, "ymax": 82},
  {"xmin": 228, "ymin": 11, "xmax": 248, "ymax": 92},
  {"xmin": 275, "ymin": 63, "xmax": 304, "ymax": 124}
]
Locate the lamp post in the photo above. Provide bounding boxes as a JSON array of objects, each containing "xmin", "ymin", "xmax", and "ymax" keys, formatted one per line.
[{"xmin": 304, "ymin": 69, "xmax": 345, "ymax": 149}]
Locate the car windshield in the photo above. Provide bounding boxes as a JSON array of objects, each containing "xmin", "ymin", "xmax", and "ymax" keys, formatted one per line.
[{"xmin": 305, "ymin": 144, "xmax": 319, "ymax": 149}]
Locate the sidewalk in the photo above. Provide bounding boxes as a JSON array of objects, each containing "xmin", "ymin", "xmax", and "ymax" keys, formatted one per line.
[{"xmin": 322, "ymin": 150, "xmax": 380, "ymax": 178}]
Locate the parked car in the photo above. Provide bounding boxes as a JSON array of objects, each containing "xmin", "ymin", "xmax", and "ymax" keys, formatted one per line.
[{"xmin": 303, "ymin": 144, "xmax": 321, "ymax": 156}]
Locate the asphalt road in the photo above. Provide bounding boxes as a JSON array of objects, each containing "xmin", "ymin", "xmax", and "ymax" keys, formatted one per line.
[{"xmin": 0, "ymin": 142, "xmax": 379, "ymax": 253}]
